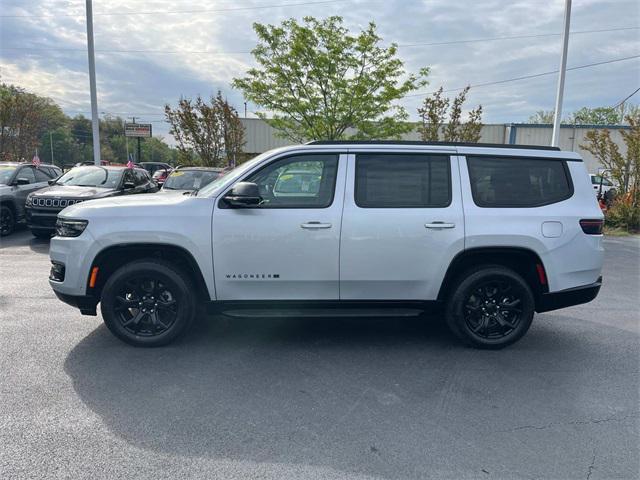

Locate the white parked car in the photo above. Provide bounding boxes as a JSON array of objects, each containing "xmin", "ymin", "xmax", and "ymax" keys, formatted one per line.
[
  {"xmin": 49, "ymin": 142, "xmax": 604, "ymax": 349},
  {"xmin": 589, "ymin": 173, "xmax": 616, "ymax": 196}
]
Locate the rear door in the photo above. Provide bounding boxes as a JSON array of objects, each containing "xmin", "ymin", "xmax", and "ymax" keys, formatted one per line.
[{"xmin": 339, "ymin": 150, "xmax": 465, "ymax": 300}]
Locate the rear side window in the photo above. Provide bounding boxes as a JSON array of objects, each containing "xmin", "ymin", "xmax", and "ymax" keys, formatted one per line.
[
  {"xmin": 355, "ymin": 153, "xmax": 450, "ymax": 208},
  {"xmin": 467, "ymin": 156, "xmax": 573, "ymax": 208}
]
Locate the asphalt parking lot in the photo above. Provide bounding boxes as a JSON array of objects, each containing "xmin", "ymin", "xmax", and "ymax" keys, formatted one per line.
[{"xmin": 0, "ymin": 228, "xmax": 638, "ymax": 480}]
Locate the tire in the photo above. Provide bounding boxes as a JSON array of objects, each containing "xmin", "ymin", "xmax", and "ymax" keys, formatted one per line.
[
  {"xmin": 31, "ymin": 229, "xmax": 53, "ymax": 239},
  {"xmin": 1, "ymin": 205, "xmax": 15, "ymax": 237},
  {"xmin": 445, "ymin": 265, "xmax": 535, "ymax": 349},
  {"xmin": 100, "ymin": 258, "xmax": 197, "ymax": 347}
]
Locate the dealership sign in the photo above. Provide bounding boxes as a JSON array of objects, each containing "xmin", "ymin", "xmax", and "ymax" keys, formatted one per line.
[{"xmin": 124, "ymin": 123, "xmax": 152, "ymax": 137}]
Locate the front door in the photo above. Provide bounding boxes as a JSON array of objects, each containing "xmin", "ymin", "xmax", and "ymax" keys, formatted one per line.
[
  {"xmin": 213, "ymin": 152, "xmax": 346, "ymax": 300},
  {"xmin": 339, "ymin": 151, "xmax": 465, "ymax": 300}
]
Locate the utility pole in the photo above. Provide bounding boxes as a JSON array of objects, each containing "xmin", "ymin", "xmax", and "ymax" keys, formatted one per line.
[
  {"xmin": 49, "ymin": 131, "xmax": 54, "ymax": 166},
  {"xmin": 85, "ymin": 0, "xmax": 101, "ymax": 165},
  {"xmin": 551, "ymin": 0, "xmax": 572, "ymax": 147}
]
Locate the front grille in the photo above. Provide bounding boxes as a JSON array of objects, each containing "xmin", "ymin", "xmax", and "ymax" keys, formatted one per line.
[{"xmin": 31, "ymin": 198, "xmax": 84, "ymax": 208}]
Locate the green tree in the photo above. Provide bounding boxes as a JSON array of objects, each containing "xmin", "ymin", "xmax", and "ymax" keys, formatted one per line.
[
  {"xmin": 0, "ymin": 83, "xmax": 66, "ymax": 161},
  {"xmin": 165, "ymin": 91, "xmax": 245, "ymax": 167},
  {"xmin": 417, "ymin": 86, "xmax": 483, "ymax": 142},
  {"xmin": 581, "ymin": 113, "xmax": 640, "ymax": 230},
  {"xmin": 232, "ymin": 16, "xmax": 429, "ymax": 142},
  {"xmin": 570, "ymin": 107, "xmax": 622, "ymax": 125},
  {"xmin": 528, "ymin": 110, "xmax": 555, "ymax": 124}
]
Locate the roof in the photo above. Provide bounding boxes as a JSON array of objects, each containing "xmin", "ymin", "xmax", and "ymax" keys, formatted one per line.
[
  {"xmin": 306, "ymin": 140, "xmax": 561, "ymax": 151},
  {"xmin": 172, "ymin": 166, "xmax": 224, "ymax": 172},
  {"xmin": 0, "ymin": 162, "xmax": 59, "ymax": 167}
]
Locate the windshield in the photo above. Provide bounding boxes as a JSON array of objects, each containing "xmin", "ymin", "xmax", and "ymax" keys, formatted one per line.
[
  {"xmin": 0, "ymin": 165, "xmax": 17, "ymax": 185},
  {"xmin": 163, "ymin": 170, "xmax": 221, "ymax": 191},
  {"xmin": 56, "ymin": 166, "xmax": 123, "ymax": 188},
  {"xmin": 196, "ymin": 153, "xmax": 268, "ymax": 197}
]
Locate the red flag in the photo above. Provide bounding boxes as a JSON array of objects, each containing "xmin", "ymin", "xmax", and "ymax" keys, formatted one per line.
[{"xmin": 32, "ymin": 154, "xmax": 41, "ymax": 167}]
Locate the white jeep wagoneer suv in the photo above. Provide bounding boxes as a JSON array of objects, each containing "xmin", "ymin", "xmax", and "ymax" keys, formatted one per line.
[{"xmin": 49, "ymin": 141, "xmax": 604, "ymax": 349}]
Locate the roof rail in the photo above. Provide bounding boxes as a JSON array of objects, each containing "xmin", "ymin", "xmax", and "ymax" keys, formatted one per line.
[{"xmin": 305, "ymin": 140, "xmax": 561, "ymax": 151}]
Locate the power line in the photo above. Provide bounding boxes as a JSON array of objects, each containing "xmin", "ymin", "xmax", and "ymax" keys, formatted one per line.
[
  {"xmin": 405, "ymin": 54, "xmax": 640, "ymax": 98},
  {"xmin": 0, "ymin": 0, "xmax": 348, "ymax": 18},
  {"xmin": 398, "ymin": 26, "xmax": 639, "ymax": 48},
  {"xmin": 612, "ymin": 86, "xmax": 640, "ymax": 109},
  {"xmin": 3, "ymin": 26, "xmax": 638, "ymax": 56}
]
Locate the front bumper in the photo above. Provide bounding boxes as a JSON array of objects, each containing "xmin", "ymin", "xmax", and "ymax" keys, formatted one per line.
[
  {"xmin": 53, "ymin": 290, "xmax": 98, "ymax": 316},
  {"xmin": 536, "ymin": 276, "xmax": 602, "ymax": 313},
  {"xmin": 26, "ymin": 206, "xmax": 61, "ymax": 232}
]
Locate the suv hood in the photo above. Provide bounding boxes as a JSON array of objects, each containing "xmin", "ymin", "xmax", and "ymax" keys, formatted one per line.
[
  {"xmin": 60, "ymin": 191, "xmax": 193, "ymax": 218},
  {"xmin": 32, "ymin": 185, "xmax": 116, "ymax": 198}
]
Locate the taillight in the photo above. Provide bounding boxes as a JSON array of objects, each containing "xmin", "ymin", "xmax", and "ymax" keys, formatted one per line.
[{"xmin": 579, "ymin": 219, "xmax": 603, "ymax": 235}]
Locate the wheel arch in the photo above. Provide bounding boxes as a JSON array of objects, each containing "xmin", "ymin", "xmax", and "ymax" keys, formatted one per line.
[
  {"xmin": 437, "ymin": 247, "xmax": 549, "ymax": 305},
  {"xmin": 88, "ymin": 243, "xmax": 211, "ymax": 302}
]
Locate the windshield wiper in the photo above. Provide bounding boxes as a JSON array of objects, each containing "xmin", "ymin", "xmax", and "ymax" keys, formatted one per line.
[{"xmin": 190, "ymin": 188, "xmax": 200, "ymax": 196}]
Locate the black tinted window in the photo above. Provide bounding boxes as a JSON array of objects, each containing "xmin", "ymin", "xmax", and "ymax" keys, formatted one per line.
[
  {"xmin": 244, "ymin": 154, "xmax": 338, "ymax": 208},
  {"xmin": 467, "ymin": 156, "xmax": 573, "ymax": 207},
  {"xmin": 355, "ymin": 154, "xmax": 450, "ymax": 208},
  {"xmin": 134, "ymin": 170, "xmax": 148, "ymax": 185}
]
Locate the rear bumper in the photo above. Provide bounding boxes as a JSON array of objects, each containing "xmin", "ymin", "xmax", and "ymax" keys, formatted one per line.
[
  {"xmin": 536, "ymin": 276, "xmax": 602, "ymax": 313},
  {"xmin": 53, "ymin": 290, "xmax": 98, "ymax": 316}
]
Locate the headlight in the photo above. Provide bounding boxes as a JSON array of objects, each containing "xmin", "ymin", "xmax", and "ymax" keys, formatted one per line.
[
  {"xmin": 25, "ymin": 194, "xmax": 33, "ymax": 207},
  {"xmin": 55, "ymin": 219, "xmax": 88, "ymax": 237}
]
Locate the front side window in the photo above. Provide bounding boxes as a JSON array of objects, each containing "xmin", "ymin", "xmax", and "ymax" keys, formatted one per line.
[
  {"xmin": 467, "ymin": 156, "xmax": 573, "ymax": 207},
  {"xmin": 355, "ymin": 153, "xmax": 451, "ymax": 208},
  {"xmin": 242, "ymin": 154, "xmax": 338, "ymax": 208}
]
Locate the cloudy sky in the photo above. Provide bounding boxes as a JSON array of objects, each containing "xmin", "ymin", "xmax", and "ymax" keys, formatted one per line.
[{"xmin": 1, "ymin": 0, "xmax": 638, "ymax": 141}]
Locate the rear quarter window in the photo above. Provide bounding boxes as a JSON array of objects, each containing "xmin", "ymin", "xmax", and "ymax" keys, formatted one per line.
[{"xmin": 466, "ymin": 156, "xmax": 573, "ymax": 208}]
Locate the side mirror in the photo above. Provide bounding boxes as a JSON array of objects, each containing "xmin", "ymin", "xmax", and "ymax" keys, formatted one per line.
[
  {"xmin": 223, "ymin": 182, "xmax": 262, "ymax": 207},
  {"xmin": 15, "ymin": 178, "xmax": 30, "ymax": 186},
  {"xmin": 123, "ymin": 181, "xmax": 136, "ymax": 190}
]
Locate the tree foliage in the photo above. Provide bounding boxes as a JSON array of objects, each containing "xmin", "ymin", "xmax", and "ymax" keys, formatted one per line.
[
  {"xmin": 233, "ymin": 16, "xmax": 429, "ymax": 142},
  {"xmin": 528, "ymin": 110, "xmax": 555, "ymax": 124},
  {"xmin": 528, "ymin": 105, "xmax": 639, "ymax": 125},
  {"xmin": 417, "ymin": 86, "xmax": 483, "ymax": 142},
  {"xmin": 165, "ymin": 91, "xmax": 245, "ymax": 167},
  {"xmin": 0, "ymin": 82, "xmax": 178, "ymax": 167},
  {"xmin": 0, "ymin": 83, "xmax": 65, "ymax": 161},
  {"xmin": 581, "ymin": 113, "xmax": 640, "ymax": 230}
]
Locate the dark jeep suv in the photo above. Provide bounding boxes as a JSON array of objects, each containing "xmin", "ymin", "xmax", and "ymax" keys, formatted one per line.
[
  {"xmin": 0, "ymin": 162, "xmax": 62, "ymax": 236},
  {"xmin": 26, "ymin": 165, "xmax": 157, "ymax": 237}
]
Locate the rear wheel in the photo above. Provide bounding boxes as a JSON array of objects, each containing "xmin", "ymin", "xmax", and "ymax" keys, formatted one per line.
[
  {"xmin": 445, "ymin": 266, "xmax": 535, "ymax": 349},
  {"xmin": 100, "ymin": 259, "xmax": 197, "ymax": 347},
  {"xmin": 1, "ymin": 206, "xmax": 15, "ymax": 236}
]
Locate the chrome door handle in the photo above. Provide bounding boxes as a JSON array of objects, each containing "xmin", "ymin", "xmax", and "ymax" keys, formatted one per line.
[
  {"xmin": 425, "ymin": 222, "xmax": 455, "ymax": 229},
  {"xmin": 301, "ymin": 222, "xmax": 332, "ymax": 229}
]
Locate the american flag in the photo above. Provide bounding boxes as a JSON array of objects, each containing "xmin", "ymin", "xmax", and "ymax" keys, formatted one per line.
[
  {"xmin": 126, "ymin": 159, "xmax": 134, "ymax": 168},
  {"xmin": 32, "ymin": 153, "xmax": 41, "ymax": 167}
]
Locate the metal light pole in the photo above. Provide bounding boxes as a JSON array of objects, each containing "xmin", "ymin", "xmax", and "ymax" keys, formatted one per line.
[
  {"xmin": 86, "ymin": 0, "xmax": 101, "ymax": 165},
  {"xmin": 551, "ymin": 0, "xmax": 572, "ymax": 147},
  {"xmin": 49, "ymin": 131, "xmax": 54, "ymax": 165}
]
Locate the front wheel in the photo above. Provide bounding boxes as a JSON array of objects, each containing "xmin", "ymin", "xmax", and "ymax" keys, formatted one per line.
[
  {"xmin": 1, "ymin": 206, "xmax": 15, "ymax": 236},
  {"xmin": 445, "ymin": 266, "xmax": 535, "ymax": 349},
  {"xmin": 100, "ymin": 259, "xmax": 197, "ymax": 347}
]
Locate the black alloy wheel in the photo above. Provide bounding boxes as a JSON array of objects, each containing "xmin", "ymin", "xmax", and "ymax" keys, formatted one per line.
[
  {"xmin": 463, "ymin": 279, "xmax": 523, "ymax": 340},
  {"xmin": 113, "ymin": 276, "xmax": 179, "ymax": 337},
  {"xmin": 100, "ymin": 259, "xmax": 196, "ymax": 347},
  {"xmin": 445, "ymin": 266, "xmax": 535, "ymax": 349},
  {"xmin": 1, "ymin": 206, "xmax": 15, "ymax": 236}
]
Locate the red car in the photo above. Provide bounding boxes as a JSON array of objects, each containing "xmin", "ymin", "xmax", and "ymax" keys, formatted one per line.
[{"xmin": 152, "ymin": 167, "xmax": 172, "ymax": 186}]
